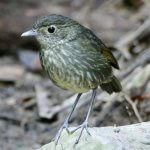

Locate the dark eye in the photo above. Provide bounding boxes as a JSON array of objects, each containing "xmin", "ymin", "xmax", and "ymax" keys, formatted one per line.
[{"xmin": 48, "ymin": 25, "xmax": 56, "ymax": 33}]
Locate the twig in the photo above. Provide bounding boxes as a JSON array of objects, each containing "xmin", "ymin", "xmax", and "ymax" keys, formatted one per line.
[
  {"xmin": 118, "ymin": 48, "xmax": 150, "ymax": 80},
  {"xmin": 95, "ymin": 96, "xmax": 120, "ymax": 126},
  {"xmin": 115, "ymin": 17, "xmax": 150, "ymax": 59},
  {"xmin": 0, "ymin": 114, "xmax": 21, "ymax": 125},
  {"xmin": 35, "ymin": 84, "xmax": 52, "ymax": 119},
  {"xmin": 35, "ymin": 84, "xmax": 92, "ymax": 119},
  {"xmin": 123, "ymin": 94, "xmax": 143, "ymax": 123}
]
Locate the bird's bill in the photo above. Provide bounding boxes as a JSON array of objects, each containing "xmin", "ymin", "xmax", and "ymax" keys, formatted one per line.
[{"xmin": 21, "ymin": 29, "xmax": 37, "ymax": 37}]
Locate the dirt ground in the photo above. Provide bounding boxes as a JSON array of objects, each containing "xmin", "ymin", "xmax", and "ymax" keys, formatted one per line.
[{"xmin": 0, "ymin": 0, "xmax": 150, "ymax": 150}]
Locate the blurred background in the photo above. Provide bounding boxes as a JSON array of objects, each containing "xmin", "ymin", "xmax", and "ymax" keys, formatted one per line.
[{"xmin": 0, "ymin": 0, "xmax": 150, "ymax": 149}]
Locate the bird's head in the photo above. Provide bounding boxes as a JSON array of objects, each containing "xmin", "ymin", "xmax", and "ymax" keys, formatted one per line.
[{"xmin": 21, "ymin": 14, "xmax": 81, "ymax": 49}]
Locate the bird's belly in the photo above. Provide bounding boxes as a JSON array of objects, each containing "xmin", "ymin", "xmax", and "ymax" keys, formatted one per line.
[
  {"xmin": 46, "ymin": 66, "xmax": 98, "ymax": 93},
  {"xmin": 40, "ymin": 51, "xmax": 112, "ymax": 93},
  {"xmin": 41, "ymin": 61, "xmax": 97, "ymax": 93}
]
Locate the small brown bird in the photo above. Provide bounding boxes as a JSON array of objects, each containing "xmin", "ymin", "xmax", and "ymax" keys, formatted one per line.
[{"xmin": 21, "ymin": 14, "xmax": 122, "ymax": 145}]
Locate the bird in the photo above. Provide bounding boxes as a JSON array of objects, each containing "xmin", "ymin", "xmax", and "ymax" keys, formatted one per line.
[{"xmin": 21, "ymin": 14, "xmax": 122, "ymax": 145}]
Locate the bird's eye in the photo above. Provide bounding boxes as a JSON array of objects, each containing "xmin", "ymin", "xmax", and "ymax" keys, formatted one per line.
[{"xmin": 48, "ymin": 25, "xmax": 56, "ymax": 33}]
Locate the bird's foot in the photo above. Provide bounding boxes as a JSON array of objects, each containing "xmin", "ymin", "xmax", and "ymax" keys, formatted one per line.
[
  {"xmin": 71, "ymin": 121, "xmax": 91, "ymax": 147},
  {"xmin": 54, "ymin": 121, "xmax": 70, "ymax": 145}
]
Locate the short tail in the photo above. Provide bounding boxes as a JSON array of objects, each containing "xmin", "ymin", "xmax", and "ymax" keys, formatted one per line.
[{"xmin": 100, "ymin": 76, "xmax": 122, "ymax": 94}]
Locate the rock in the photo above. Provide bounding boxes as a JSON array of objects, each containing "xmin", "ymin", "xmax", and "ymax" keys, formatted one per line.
[{"xmin": 37, "ymin": 122, "xmax": 150, "ymax": 150}]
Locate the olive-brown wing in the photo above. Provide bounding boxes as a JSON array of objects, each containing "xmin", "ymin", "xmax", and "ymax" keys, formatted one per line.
[{"xmin": 102, "ymin": 48, "xmax": 119, "ymax": 69}]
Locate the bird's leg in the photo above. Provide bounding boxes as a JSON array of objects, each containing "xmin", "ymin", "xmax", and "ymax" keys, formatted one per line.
[
  {"xmin": 54, "ymin": 93, "xmax": 82, "ymax": 145},
  {"xmin": 72, "ymin": 88, "xmax": 97, "ymax": 146}
]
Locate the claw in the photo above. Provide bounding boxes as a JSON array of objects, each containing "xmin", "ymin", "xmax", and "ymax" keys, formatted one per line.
[
  {"xmin": 71, "ymin": 121, "xmax": 91, "ymax": 147},
  {"xmin": 54, "ymin": 122, "xmax": 70, "ymax": 145},
  {"xmin": 85, "ymin": 127, "xmax": 91, "ymax": 136}
]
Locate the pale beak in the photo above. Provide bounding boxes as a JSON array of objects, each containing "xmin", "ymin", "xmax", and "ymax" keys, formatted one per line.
[{"xmin": 21, "ymin": 29, "xmax": 37, "ymax": 37}]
